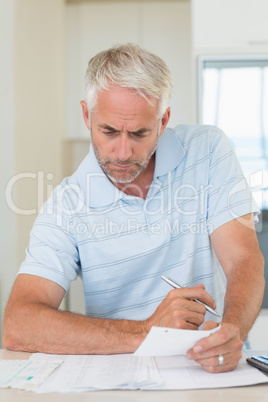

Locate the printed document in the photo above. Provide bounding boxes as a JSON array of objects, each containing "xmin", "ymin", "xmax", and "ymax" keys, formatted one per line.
[
  {"xmin": 155, "ymin": 354, "xmax": 268, "ymax": 389},
  {"xmin": 0, "ymin": 359, "xmax": 62, "ymax": 390},
  {"xmin": 29, "ymin": 352, "xmax": 268, "ymax": 392},
  {"xmin": 29, "ymin": 353, "xmax": 161, "ymax": 392}
]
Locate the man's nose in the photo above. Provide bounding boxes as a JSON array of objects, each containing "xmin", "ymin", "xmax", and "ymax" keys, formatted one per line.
[{"xmin": 115, "ymin": 134, "xmax": 132, "ymax": 161}]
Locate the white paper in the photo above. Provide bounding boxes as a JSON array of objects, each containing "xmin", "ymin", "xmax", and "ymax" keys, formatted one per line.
[
  {"xmin": 134, "ymin": 325, "xmax": 221, "ymax": 356},
  {"xmin": 154, "ymin": 354, "xmax": 268, "ymax": 390},
  {"xmin": 26, "ymin": 350, "xmax": 268, "ymax": 392},
  {"xmin": 29, "ymin": 353, "xmax": 162, "ymax": 392},
  {"xmin": 0, "ymin": 359, "xmax": 62, "ymax": 390}
]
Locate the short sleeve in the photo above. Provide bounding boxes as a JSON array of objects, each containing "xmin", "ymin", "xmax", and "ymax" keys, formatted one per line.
[
  {"xmin": 18, "ymin": 183, "xmax": 80, "ymax": 291},
  {"xmin": 206, "ymin": 127, "xmax": 259, "ymax": 235}
]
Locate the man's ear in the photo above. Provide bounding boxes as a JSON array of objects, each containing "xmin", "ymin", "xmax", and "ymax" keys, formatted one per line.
[
  {"xmin": 159, "ymin": 107, "xmax": 171, "ymax": 137},
  {"xmin": 80, "ymin": 100, "xmax": 91, "ymax": 130}
]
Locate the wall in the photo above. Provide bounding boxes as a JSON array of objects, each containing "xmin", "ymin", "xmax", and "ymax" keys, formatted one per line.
[
  {"xmin": 191, "ymin": 0, "xmax": 268, "ymax": 122},
  {"xmin": 14, "ymin": 0, "xmax": 66, "ymax": 265},
  {"xmin": 192, "ymin": 0, "xmax": 268, "ymax": 51},
  {"xmin": 0, "ymin": 0, "xmax": 16, "ymax": 345},
  {"xmin": 65, "ymin": 0, "xmax": 193, "ymax": 139},
  {"xmin": 248, "ymin": 308, "xmax": 268, "ymax": 349},
  {"xmin": 0, "ymin": 0, "xmax": 66, "ymax": 346},
  {"xmin": 256, "ymin": 219, "xmax": 268, "ymax": 307}
]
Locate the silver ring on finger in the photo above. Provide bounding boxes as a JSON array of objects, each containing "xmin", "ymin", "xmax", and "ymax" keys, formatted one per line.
[{"xmin": 218, "ymin": 354, "xmax": 224, "ymax": 366}]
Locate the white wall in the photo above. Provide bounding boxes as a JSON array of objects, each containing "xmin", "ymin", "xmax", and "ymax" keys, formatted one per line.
[
  {"xmin": 66, "ymin": 0, "xmax": 192, "ymax": 139},
  {"xmin": 191, "ymin": 0, "xmax": 268, "ymax": 123},
  {"xmin": 0, "ymin": 0, "xmax": 66, "ymax": 346},
  {"xmin": 248, "ymin": 309, "xmax": 268, "ymax": 350},
  {"xmin": 14, "ymin": 0, "xmax": 66, "ymax": 265},
  {"xmin": 0, "ymin": 0, "xmax": 17, "ymax": 346},
  {"xmin": 192, "ymin": 0, "xmax": 268, "ymax": 51}
]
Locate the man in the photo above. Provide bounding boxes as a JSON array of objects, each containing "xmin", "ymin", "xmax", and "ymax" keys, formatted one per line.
[{"xmin": 3, "ymin": 43, "xmax": 265, "ymax": 373}]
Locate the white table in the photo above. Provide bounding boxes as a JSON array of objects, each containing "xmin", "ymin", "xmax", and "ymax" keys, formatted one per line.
[{"xmin": 1, "ymin": 349, "xmax": 268, "ymax": 401}]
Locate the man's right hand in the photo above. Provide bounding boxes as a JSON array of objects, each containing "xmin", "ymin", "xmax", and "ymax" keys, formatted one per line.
[{"xmin": 144, "ymin": 284, "xmax": 217, "ymax": 332}]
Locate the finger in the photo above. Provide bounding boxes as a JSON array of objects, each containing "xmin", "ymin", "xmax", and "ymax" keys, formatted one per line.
[
  {"xmin": 198, "ymin": 350, "xmax": 242, "ymax": 367},
  {"xmin": 188, "ymin": 337, "xmax": 243, "ymax": 361},
  {"xmin": 189, "ymin": 323, "xmax": 240, "ymax": 355},
  {"xmin": 162, "ymin": 302, "xmax": 207, "ymax": 328},
  {"xmin": 187, "ymin": 328, "xmax": 243, "ymax": 363},
  {"xmin": 146, "ymin": 289, "xmax": 208, "ymax": 330},
  {"xmin": 196, "ymin": 350, "xmax": 242, "ymax": 373},
  {"xmin": 202, "ymin": 320, "xmax": 219, "ymax": 331},
  {"xmin": 162, "ymin": 318, "xmax": 199, "ymax": 331},
  {"xmin": 168, "ymin": 291, "xmax": 207, "ymax": 315},
  {"xmin": 168, "ymin": 287, "xmax": 216, "ymax": 311},
  {"xmin": 173, "ymin": 286, "xmax": 216, "ymax": 310},
  {"xmin": 167, "ymin": 297, "xmax": 206, "ymax": 326},
  {"xmin": 200, "ymin": 359, "xmax": 241, "ymax": 373}
]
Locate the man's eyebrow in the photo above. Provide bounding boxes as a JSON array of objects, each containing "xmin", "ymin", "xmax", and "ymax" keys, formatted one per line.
[
  {"xmin": 99, "ymin": 124, "xmax": 118, "ymax": 131},
  {"xmin": 99, "ymin": 124, "xmax": 151, "ymax": 134},
  {"xmin": 130, "ymin": 128, "xmax": 150, "ymax": 135}
]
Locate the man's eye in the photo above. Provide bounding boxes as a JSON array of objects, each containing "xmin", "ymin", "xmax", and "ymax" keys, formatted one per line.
[
  {"xmin": 103, "ymin": 131, "xmax": 117, "ymax": 136},
  {"xmin": 102, "ymin": 130, "xmax": 146, "ymax": 138},
  {"xmin": 132, "ymin": 132, "xmax": 146, "ymax": 139}
]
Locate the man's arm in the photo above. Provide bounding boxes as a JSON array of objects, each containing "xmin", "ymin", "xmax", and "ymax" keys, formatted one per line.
[
  {"xmin": 212, "ymin": 213, "xmax": 265, "ymax": 340},
  {"xmin": 2, "ymin": 274, "xmax": 144, "ymax": 354},
  {"xmin": 3, "ymin": 273, "xmax": 216, "ymax": 354},
  {"xmin": 186, "ymin": 213, "xmax": 265, "ymax": 372}
]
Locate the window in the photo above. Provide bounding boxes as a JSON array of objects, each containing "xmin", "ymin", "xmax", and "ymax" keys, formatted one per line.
[{"xmin": 199, "ymin": 56, "xmax": 268, "ymax": 210}]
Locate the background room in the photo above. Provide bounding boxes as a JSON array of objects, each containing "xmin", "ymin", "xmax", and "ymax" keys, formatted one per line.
[{"xmin": 0, "ymin": 0, "xmax": 267, "ymax": 348}]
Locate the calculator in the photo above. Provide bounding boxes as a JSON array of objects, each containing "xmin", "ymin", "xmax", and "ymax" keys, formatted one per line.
[{"xmin": 246, "ymin": 355, "xmax": 268, "ymax": 373}]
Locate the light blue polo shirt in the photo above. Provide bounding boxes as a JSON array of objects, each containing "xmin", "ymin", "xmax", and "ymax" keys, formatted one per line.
[{"xmin": 19, "ymin": 125, "xmax": 259, "ymax": 322}]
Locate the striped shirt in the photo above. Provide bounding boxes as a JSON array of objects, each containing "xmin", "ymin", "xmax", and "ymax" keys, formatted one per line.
[{"xmin": 19, "ymin": 125, "xmax": 259, "ymax": 322}]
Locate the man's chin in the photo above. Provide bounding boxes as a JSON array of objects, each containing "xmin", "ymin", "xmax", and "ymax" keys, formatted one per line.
[
  {"xmin": 106, "ymin": 169, "xmax": 141, "ymax": 184},
  {"xmin": 107, "ymin": 174, "xmax": 137, "ymax": 184}
]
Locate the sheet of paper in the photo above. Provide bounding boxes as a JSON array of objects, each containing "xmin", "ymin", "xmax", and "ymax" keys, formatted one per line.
[
  {"xmin": 153, "ymin": 354, "xmax": 268, "ymax": 390},
  {"xmin": 0, "ymin": 359, "xmax": 62, "ymax": 390},
  {"xmin": 28, "ymin": 350, "xmax": 268, "ymax": 392},
  {"xmin": 134, "ymin": 325, "xmax": 221, "ymax": 356},
  {"xmin": 29, "ymin": 353, "xmax": 162, "ymax": 392}
]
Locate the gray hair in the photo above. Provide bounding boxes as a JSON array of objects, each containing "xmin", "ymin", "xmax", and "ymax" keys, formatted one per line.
[{"xmin": 84, "ymin": 43, "xmax": 173, "ymax": 118}]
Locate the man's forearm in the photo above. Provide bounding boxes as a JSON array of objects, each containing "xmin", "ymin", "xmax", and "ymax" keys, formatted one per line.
[
  {"xmin": 3, "ymin": 303, "xmax": 146, "ymax": 354},
  {"xmin": 222, "ymin": 254, "xmax": 265, "ymax": 341},
  {"xmin": 3, "ymin": 274, "xmax": 216, "ymax": 354}
]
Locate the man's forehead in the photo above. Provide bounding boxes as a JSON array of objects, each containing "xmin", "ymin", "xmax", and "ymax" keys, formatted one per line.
[
  {"xmin": 91, "ymin": 87, "xmax": 159, "ymax": 128},
  {"xmin": 95, "ymin": 86, "xmax": 159, "ymax": 111}
]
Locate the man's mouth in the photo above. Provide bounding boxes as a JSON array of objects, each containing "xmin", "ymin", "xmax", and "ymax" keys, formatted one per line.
[{"xmin": 111, "ymin": 163, "xmax": 133, "ymax": 170}]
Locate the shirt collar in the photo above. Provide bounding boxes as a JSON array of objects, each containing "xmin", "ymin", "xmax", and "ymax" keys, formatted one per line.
[
  {"xmin": 77, "ymin": 145, "xmax": 124, "ymax": 208},
  {"xmin": 154, "ymin": 127, "xmax": 185, "ymax": 178},
  {"xmin": 77, "ymin": 127, "xmax": 185, "ymax": 208}
]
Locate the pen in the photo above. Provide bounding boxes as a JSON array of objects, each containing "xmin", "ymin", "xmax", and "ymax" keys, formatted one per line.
[{"xmin": 161, "ymin": 275, "xmax": 221, "ymax": 318}]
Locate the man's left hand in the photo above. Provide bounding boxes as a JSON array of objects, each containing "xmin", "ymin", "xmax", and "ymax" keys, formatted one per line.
[{"xmin": 186, "ymin": 321, "xmax": 244, "ymax": 373}]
